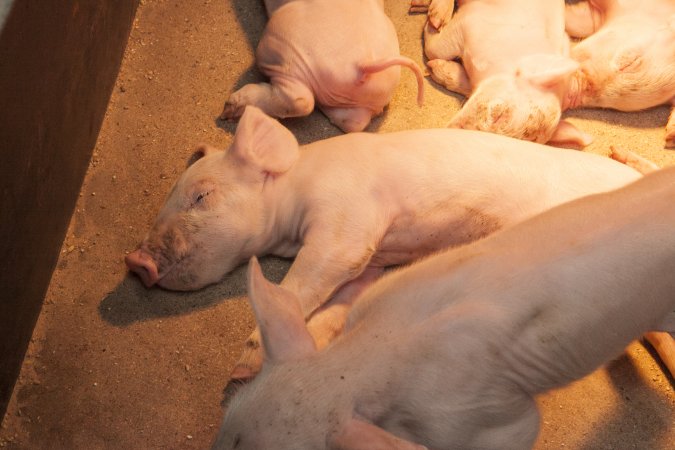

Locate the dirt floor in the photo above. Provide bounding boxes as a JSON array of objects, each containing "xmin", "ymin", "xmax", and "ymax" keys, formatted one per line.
[{"xmin": 1, "ymin": 0, "xmax": 674, "ymax": 448}]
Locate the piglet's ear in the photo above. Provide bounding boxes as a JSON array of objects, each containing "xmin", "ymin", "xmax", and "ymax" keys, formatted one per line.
[
  {"xmin": 229, "ymin": 106, "xmax": 300, "ymax": 175},
  {"xmin": 329, "ymin": 418, "xmax": 428, "ymax": 450},
  {"xmin": 247, "ymin": 257, "xmax": 316, "ymax": 365},
  {"xmin": 547, "ymin": 119, "xmax": 593, "ymax": 149},
  {"xmin": 187, "ymin": 143, "xmax": 220, "ymax": 167},
  {"xmin": 516, "ymin": 54, "xmax": 579, "ymax": 89}
]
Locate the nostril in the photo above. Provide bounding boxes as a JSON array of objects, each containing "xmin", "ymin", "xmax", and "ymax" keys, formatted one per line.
[{"xmin": 125, "ymin": 250, "xmax": 159, "ymax": 287}]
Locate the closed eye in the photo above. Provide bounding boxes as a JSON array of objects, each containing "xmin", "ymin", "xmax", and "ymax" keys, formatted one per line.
[{"xmin": 191, "ymin": 191, "xmax": 211, "ymax": 208}]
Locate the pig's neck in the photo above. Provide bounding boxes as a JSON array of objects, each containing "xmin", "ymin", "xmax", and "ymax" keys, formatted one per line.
[
  {"xmin": 255, "ymin": 163, "xmax": 312, "ymax": 258},
  {"xmin": 562, "ymin": 69, "xmax": 589, "ymax": 110}
]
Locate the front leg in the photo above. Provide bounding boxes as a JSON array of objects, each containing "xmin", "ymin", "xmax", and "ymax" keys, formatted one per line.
[
  {"xmin": 220, "ymin": 77, "xmax": 315, "ymax": 121},
  {"xmin": 231, "ymin": 232, "xmax": 382, "ymax": 380},
  {"xmin": 305, "ymin": 266, "xmax": 385, "ymax": 350}
]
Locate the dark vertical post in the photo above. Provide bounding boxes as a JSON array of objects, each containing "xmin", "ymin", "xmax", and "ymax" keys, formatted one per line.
[{"xmin": 0, "ymin": 0, "xmax": 139, "ymax": 422}]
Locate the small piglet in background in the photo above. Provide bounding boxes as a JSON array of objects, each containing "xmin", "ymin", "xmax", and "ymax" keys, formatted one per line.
[
  {"xmin": 219, "ymin": 0, "xmax": 424, "ymax": 132},
  {"xmin": 412, "ymin": 0, "xmax": 591, "ymax": 147},
  {"xmin": 565, "ymin": 0, "xmax": 675, "ymax": 148},
  {"xmin": 213, "ymin": 169, "xmax": 675, "ymax": 450},
  {"xmin": 126, "ymin": 106, "xmax": 643, "ymax": 380}
]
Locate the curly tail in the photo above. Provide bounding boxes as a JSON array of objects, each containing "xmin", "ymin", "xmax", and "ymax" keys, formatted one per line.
[{"xmin": 358, "ymin": 56, "xmax": 425, "ymax": 106}]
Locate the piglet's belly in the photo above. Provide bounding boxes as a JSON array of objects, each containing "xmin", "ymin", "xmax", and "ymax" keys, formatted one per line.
[{"xmin": 370, "ymin": 210, "xmax": 504, "ymax": 267}]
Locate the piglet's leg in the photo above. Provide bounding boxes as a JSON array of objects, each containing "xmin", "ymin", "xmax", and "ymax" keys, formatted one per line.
[
  {"xmin": 305, "ymin": 266, "xmax": 385, "ymax": 350},
  {"xmin": 229, "ymin": 268, "xmax": 384, "ymax": 381},
  {"xmin": 231, "ymin": 231, "xmax": 382, "ymax": 380},
  {"xmin": 546, "ymin": 119, "xmax": 593, "ymax": 149},
  {"xmin": 427, "ymin": 59, "xmax": 471, "ymax": 96},
  {"xmin": 410, "ymin": 0, "xmax": 455, "ymax": 30},
  {"xmin": 609, "ymin": 146, "xmax": 659, "ymax": 175},
  {"xmin": 564, "ymin": 1, "xmax": 599, "ymax": 38},
  {"xmin": 644, "ymin": 332, "xmax": 675, "ymax": 380},
  {"xmin": 320, "ymin": 106, "xmax": 374, "ymax": 133},
  {"xmin": 423, "ymin": 17, "xmax": 463, "ymax": 61},
  {"xmin": 220, "ymin": 77, "xmax": 315, "ymax": 121},
  {"xmin": 665, "ymin": 100, "xmax": 675, "ymax": 148}
]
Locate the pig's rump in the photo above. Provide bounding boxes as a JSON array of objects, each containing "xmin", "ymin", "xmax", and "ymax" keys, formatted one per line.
[{"xmin": 258, "ymin": 0, "xmax": 402, "ymax": 111}]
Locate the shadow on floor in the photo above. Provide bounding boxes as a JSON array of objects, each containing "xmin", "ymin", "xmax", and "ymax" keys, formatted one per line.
[{"xmin": 99, "ymin": 256, "xmax": 291, "ymax": 326}]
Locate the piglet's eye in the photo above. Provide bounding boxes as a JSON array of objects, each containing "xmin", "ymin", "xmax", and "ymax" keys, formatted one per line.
[{"xmin": 194, "ymin": 191, "xmax": 210, "ymax": 204}]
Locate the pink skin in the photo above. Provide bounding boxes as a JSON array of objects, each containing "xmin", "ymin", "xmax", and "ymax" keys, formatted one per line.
[
  {"xmin": 563, "ymin": 0, "xmax": 675, "ymax": 148},
  {"xmin": 213, "ymin": 170, "xmax": 675, "ymax": 450},
  {"xmin": 413, "ymin": 0, "xmax": 592, "ymax": 148},
  {"xmin": 127, "ymin": 106, "xmax": 645, "ymax": 380},
  {"xmin": 220, "ymin": 0, "xmax": 424, "ymax": 133}
]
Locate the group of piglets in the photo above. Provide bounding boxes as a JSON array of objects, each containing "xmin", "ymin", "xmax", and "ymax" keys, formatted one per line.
[
  {"xmin": 124, "ymin": 0, "xmax": 675, "ymax": 448},
  {"xmin": 418, "ymin": 0, "xmax": 674, "ymax": 148}
]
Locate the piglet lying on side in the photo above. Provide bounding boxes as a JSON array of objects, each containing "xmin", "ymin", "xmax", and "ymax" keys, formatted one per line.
[
  {"xmin": 413, "ymin": 0, "xmax": 590, "ymax": 147},
  {"xmin": 214, "ymin": 168, "xmax": 675, "ymax": 450},
  {"xmin": 219, "ymin": 0, "xmax": 424, "ymax": 132},
  {"xmin": 125, "ymin": 106, "xmax": 643, "ymax": 380},
  {"xmin": 564, "ymin": 0, "xmax": 675, "ymax": 147}
]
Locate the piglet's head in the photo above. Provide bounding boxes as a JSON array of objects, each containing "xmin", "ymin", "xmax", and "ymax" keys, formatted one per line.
[
  {"xmin": 450, "ymin": 55, "xmax": 590, "ymax": 148},
  {"xmin": 212, "ymin": 258, "xmax": 427, "ymax": 450},
  {"xmin": 125, "ymin": 107, "xmax": 300, "ymax": 291}
]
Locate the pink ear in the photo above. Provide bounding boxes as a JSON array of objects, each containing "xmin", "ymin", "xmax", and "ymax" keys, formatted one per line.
[
  {"xmin": 516, "ymin": 54, "xmax": 579, "ymax": 89},
  {"xmin": 329, "ymin": 418, "xmax": 428, "ymax": 450},
  {"xmin": 246, "ymin": 257, "xmax": 316, "ymax": 364},
  {"xmin": 229, "ymin": 106, "xmax": 300, "ymax": 175},
  {"xmin": 546, "ymin": 119, "xmax": 593, "ymax": 149}
]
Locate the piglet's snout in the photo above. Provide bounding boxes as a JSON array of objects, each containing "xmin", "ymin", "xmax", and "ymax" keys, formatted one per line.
[{"xmin": 125, "ymin": 249, "xmax": 160, "ymax": 287}]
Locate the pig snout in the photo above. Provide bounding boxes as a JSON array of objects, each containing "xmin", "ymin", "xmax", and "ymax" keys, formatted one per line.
[{"xmin": 125, "ymin": 249, "xmax": 160, "ymax": 287}]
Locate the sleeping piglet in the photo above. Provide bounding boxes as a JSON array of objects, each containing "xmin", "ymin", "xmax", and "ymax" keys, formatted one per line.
[
  {"xmin": 219, "ymin": 0, "xmax": 424, "ymax": 133},
  {"xmin": 213, "ymin": 168, "xmax": 675, "ymax": 450},
  {"xmin": 125, "ymin": 106, "xmax": 645, "ymax": 380},
  {"xmin": 412, "ymin": 0, "xmax": 591, "ymax": 148},
  {"xmin": 564, "ymin": 0, "xmax": 675, "ymax": 148}
]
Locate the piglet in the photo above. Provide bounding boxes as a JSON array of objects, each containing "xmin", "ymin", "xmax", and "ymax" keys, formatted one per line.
[
  {"xmin": 413, "ymin": 0, "xmax": 591, "ymax": 147},
  {"xmin": 125, "ymin": 106, "xmax": 643, "ymax": 380},
  {"xmin": 564, "ymin": 0, "xmax": 675, "ymax": 148},
  {"xmin": 219, "ymin": 0, "xmax": 424, "ymax": 133},
  {"xmin": 213, "ymin": 168, "xmax": 675, "ymax": 450}
]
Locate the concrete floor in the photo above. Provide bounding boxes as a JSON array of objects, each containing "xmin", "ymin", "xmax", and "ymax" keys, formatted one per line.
[{"xmin": 1, "ymin": 0, "xmax": 673, "ymax": 448}]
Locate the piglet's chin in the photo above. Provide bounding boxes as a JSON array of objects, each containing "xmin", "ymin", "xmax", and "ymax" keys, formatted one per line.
[{"xmin": 156, "ymin": 273, "xmax": 200, "ymax": 291}]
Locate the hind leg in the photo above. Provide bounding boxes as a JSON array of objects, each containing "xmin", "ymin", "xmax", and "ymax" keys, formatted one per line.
[
  {"xmin": 470, "ymin": 394, "xmax": 540, "ymax": 450},
  {"xmin": 423, "ymin": 12, "xmax": 464, "ymax": 61},
  {"xmin": 645, "ymin": 332, "xmax": 675, "ymax": 379},
  {"xmin": 427, "ymin": 59, "xmax": 471, "ymax": 96},
  {"xmin": 666, "ymin": 100, "xmax": 674, "ymax": 148},
  {"xmin": 220, "ymin": 77, "xmax": 315, "ymax": 120},
  {"xmin": 320, "ymin": 106, "xmax": 374, "ymax": 133}
]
